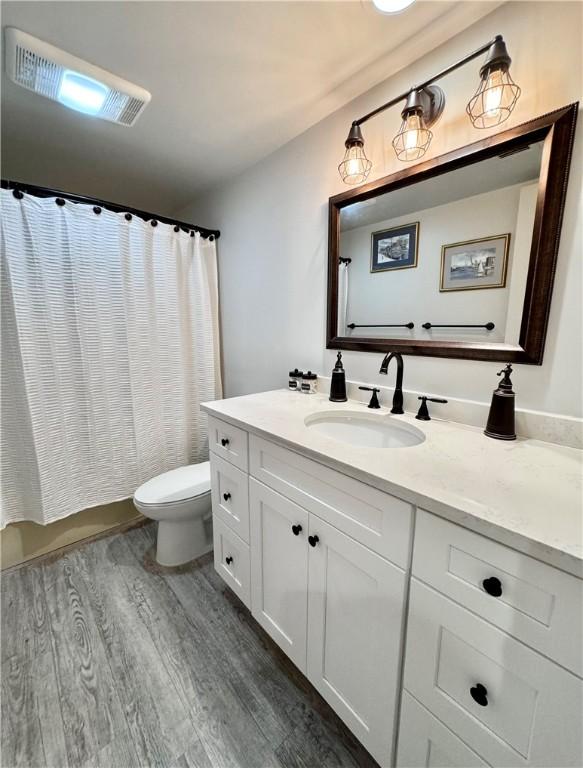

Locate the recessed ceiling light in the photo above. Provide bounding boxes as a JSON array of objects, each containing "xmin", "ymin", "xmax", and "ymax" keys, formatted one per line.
[
  {"xmin": 372, "ymin": 0, "xmax": 416, "ymax": 14},
  {"xmin": 5, "ymin": 27, "xmax": 151, "ymax": 126}
]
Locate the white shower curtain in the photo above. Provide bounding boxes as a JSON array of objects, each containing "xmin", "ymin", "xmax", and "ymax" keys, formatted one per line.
[
  {"xmin": 1, "ymin": 189, "xmax": 222, "ymax": 527},
  {"xmin": 337, "ymin": 260, "xmax": 349, "ymax": 335}
]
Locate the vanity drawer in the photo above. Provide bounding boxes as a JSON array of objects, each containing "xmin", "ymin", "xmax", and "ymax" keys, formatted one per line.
[
  {"xmin": 404, "ymin": 579, "xmax": 583, "ymax": 767},
  {"xmin": 397, "ymin": 692, "xmax": 490, "ymax": 768},
  {"xmin": 213, "ymin": 516, "xmax": 251, "ymax": 609},
  {"xmin": 249, "ymin": 435, "xmax": 412, "ymax": 567},
  {"xmin": 210, "ymin": 453, "xmax": 250, "ymax": 543},
  {"xmin": 208, "ymin": 415, "xmax": 249, "ymax": 472},
  {"xmin": 413, "ymin": 510, "xmax": 583, "ymax": 677}
]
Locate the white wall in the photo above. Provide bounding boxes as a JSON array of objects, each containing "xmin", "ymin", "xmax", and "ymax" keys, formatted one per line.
[
  {"xmin": 179, "ymin": 1, "xmax": 583, "ymax": 418},
  {"xmin": 341, "ymin": 183, "xmax": 530, "ymax": 343}
]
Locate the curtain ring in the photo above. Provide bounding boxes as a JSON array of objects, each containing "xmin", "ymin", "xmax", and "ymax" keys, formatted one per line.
[
  {"xmin": 93, "ymin": 206, "xmax": 102, "ymax": 215},
  {"xmin": 190, "ymin": 231, "xmax": 195, "ymax": 237},
  {"xmin": 125, "ymin": 213, "xmax": 132, "ymax": 221},
  {"xmin": 174, "ymin": 225, "xmax": 180, "ymax": 232},
  {"xmin": 56, "ymin": 198, "xmax": 66, "ymax": 206},
  {"xmin": 13, "ymin": 189, "xmax": 24, "ymax": 200},
  {"xmin": 151, "ymin": 220, "xmax": 158, "ymax": 227},
  {"xmin": 209, "ymin": 235, "xmax": 215, "ymax": 242}
]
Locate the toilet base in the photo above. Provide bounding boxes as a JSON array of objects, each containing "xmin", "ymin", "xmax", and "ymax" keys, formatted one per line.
[{"xmin": 155, "ymin": 516, "xmax": 211, "ymax": 567}]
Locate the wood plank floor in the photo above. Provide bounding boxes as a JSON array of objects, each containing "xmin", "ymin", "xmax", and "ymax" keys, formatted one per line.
[{"xmin": 1, "ymin": 523, "xmax": 379, "ymax": 768}]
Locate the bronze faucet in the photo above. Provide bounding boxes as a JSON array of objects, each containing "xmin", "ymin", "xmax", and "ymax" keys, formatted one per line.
[{"xmin": 379, "ymin": 352, "xmax": 404, "ymax": 414}]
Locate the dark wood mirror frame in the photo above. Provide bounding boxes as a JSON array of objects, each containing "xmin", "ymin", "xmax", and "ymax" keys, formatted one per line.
[{"xmin": 327, "ymin": 103, "xmax": 578, "ymax": 364}]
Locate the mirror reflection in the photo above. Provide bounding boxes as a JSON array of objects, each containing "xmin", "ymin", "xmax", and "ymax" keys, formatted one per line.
[{"xmin": 338, "ymin": 141, "xmax": 543, "ymax": 344}]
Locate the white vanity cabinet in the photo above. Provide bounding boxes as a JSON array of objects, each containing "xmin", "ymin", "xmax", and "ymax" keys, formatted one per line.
[
  {"xmin": 207, "ymin": 413, "xmax": 583, "ymax": 768},
  {"xmin": 210, "ymin": 418, "xmax": 412, "ymax": 767}
]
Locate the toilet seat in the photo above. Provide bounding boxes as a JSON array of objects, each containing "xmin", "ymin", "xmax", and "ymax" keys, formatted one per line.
[{"xmin": 134, "ymin": 461, "xmax": 210, "ymax": 506}]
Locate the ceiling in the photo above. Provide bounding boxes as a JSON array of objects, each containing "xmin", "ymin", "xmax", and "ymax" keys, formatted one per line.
[
  {"xmin": 1, "ymin": 1, "xmax": 501, "ymax": 216},
  {"xmin": 340, "ymin": 141, "xmax": 543, "ymax": 231}
]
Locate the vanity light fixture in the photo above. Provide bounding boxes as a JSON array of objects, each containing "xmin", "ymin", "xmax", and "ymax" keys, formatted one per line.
[{"xmin": 339, "ymin": 34, "xmax": 520, "ymax": 183}]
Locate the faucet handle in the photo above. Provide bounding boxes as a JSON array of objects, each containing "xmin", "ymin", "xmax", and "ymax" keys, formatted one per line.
[
  {"xmin": 416, "ymin": 396, "xmax": 448, "ymax": 421},
  {"xmin": 359, "ymin": 386, "xmax": 381, "ymax": 409}
]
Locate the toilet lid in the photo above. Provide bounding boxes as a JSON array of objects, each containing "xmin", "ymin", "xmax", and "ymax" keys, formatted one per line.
[{"xmin": 134, "ymin": 461, "xmax": 210, "ymax": 505}]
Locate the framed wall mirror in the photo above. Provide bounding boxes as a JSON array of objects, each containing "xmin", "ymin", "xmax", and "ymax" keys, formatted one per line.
[{"xmin": 327, "ymin": 103, "xmax": 578, "ymax": 363}]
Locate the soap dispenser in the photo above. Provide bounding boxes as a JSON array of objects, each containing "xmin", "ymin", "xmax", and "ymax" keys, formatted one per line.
[
  {"xmin": 329, "ymin": 352, "xmax": 347, "ymax": 402},
  {"xmin": 484, "ymin": 363, "xmax": 517, "ymax": 441}
]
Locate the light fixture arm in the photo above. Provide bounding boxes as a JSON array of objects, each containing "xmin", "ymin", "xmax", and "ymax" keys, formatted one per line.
[{"xmin": 353, "ymin": 35, "xmax": 508, "ymax": 127}]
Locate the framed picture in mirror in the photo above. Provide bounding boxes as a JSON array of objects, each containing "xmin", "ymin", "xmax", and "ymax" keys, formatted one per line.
[
  {"xmin": 371, "ymin": 222, "xmax": 419, "ymax": 273},
  {"xmin": 440, "ymin": 234, "xmax": 510, "ymax": 292}
]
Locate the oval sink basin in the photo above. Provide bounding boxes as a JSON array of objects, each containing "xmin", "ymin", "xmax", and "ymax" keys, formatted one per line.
[{"xmin": 304, "ymin": 411, "xmax": 425, "ymax": 449}]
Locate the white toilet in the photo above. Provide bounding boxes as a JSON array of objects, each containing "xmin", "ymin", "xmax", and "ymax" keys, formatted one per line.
[{"xmin": 133, "ymin": 462, "xmax": 212, "ymax": 566}]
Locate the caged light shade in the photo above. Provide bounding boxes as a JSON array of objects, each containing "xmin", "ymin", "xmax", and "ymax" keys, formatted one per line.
[
  {"xmin": 338, "ymin": 124, "xmax": 372, "ymax": 185},
  {"xmin": 467, "ymin": 36, "xmax": 521, "ymax": 129},
  {"xmin": 392, "ymin": 110, "xmax": 433, "ymax": 162}
]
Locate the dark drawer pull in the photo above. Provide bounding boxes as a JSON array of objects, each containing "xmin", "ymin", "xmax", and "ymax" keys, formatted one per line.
[
  {"xmin": 308, "ymin": 535, "xmax": 319, "ymax": 548},
  {"xmin": 221, "ymin": 438, "xmax": 230, "ymax": 447},
  {"xmin": 223, "ymin": 492, "xmax": 231, "ymax": 502},
  {"xmin": 470, "ymin": 683, "xmax": 488, "ymax": 707},
  {"xmin": 225, "ymin": 556, "xmax": 233, "ymax": 565},
  {"xmin": 291, "ymin": 524, "xmax": 302, "ymax": 536},
  {"xmin": 482, "ymin": 576, "xmax": 503, "ymax": 597}
]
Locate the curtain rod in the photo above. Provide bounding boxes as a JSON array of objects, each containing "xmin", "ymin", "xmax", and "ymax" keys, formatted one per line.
[{"xmin": 1, "ymin": 179, "xmax": 220, "ymax": 240}]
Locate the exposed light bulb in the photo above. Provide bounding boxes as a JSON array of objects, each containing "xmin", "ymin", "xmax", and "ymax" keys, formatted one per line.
[
  {"xmin": 338, "ymin": 144, "xmax": 372, "ymax": 185},
  {"xmin": 392, "ymin": 111, "xmax": 432, "ymax": 162},
  {"xmin": 483, "ymin": 68, "xmax": 504, "ymax": 118},
  {"xmin": 466, "ymin": 64, "xmax": 521, "ymax": 129},
  {"xmin": 338, "ymin": 124, "xmax": 372, "ymax": 185},
  {"xmin": 404, "ymin": 114, "xmax": 421, "ymax": 152},
  {"xmin": 346, "ymin": 155, "xmax": 363, "ymax": 177},
  {"xmin": 372, "ymin": 0, "xmax": 416, "ymax": 13}
]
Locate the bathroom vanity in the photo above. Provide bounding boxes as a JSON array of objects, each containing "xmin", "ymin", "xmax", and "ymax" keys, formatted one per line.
[{"xmin": 202, "ymin": 390, "xmax": 582, "ymax": 768}]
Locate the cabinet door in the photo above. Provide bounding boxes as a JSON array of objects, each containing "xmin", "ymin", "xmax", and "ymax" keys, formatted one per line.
[
  {"xmin": 307, "ymin": 515, "xmax": 407, "ymax": 768},
  {"xmin": 249, "ymin": 478, "xmax": 309, "ymax": 672}
]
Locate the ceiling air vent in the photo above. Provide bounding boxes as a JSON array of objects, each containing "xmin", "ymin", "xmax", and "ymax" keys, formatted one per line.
[{"xmin": 5, "ymin": 28, "xmax": 151, "ymax": 126}]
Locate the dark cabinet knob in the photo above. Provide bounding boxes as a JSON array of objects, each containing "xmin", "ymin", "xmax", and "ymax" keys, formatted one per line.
[
  {"xmin": 308, "ymin": 535, "xmax": 319, "ymax": 548},
  {"xmin": 225, "ymin": 556, "xmax": 233, "ymax": 565},
  {"xmin": 221, "ymin": 438, "xmax": 230, "ymax": 447},
  {"xmin": 292, "ymin": 524, "xmax": 303, "ymax": 536},
  {"xmin": 470, "ymin": 683, "xmax": 488, "ymax": 707},
  {"xmin": 223, "ymin": 492, "xmax": 231, "ymax": 502},
  {"xmin": 482, "ymin": 576, "xmax": 503, "ymax": 597}
]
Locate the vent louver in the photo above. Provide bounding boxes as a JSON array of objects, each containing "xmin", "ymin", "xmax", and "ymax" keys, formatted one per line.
[{"xmin": 5, "ymin": 28, "xmax": 151, "ymax": 126}]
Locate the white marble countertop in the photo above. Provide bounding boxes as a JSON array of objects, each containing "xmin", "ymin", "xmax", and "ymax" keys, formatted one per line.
[{"xmin": 202, "ymin": 390, "xmax": 583, "ymax": 578}]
